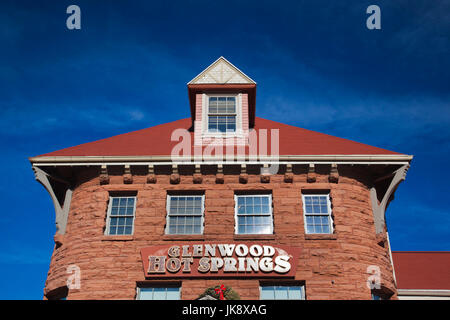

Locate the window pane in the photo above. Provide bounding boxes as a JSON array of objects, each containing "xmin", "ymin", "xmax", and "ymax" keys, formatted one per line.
[
  {"xmin": 167, "ymin": 196, "xmax": 203, "ymax": 235},
  {"xmin": 152, "ymin": 288, "xmax": 166, "ymax": 300},
  {"xmin": 138, "ymin": 287, "xmax": 180, "ymax": 300},
  {"xmin": 236, "ymin": 195, "xmax": 272, "ymax": 234},
  {"xmin": 208, "ymin": 115, "xmax": 236, "ymax": 132},
  {"xmin": 260, "ymin": 287, "xmax": 275, "ymax": 300},
  {"xmin": 254, "ymin": 225, "xmax": 271, "ymax": 234},
  {"xmin": 166, "ymin": 287, "xmax": 180, "ymax": 300},
  {"xmin": 260, "ymin": 286, "xmax": 304, "ymax": 300},
  {"xmin": 125, "ymin": 217, "xmax": 133, "ymax": 226},
  {"xmin": 109, "ymin": 226, "xmax": 117, "ymax": 235},
  {"xmin": 107, "ymin": 197, "xmax": 136, "ymax": 235},
  {"xmin": 138, "ymin": 288, "xmax": 154, "ymax": 300},
  {"xmin": 304, "ymin": 194, "xmax": 332, "ymax": 234},
  {"xmin": 274, "ymin": 286, "xmax": 288, "ymax": 300},
  {"xmin": 126, "ymin": 206, "xmax": 134, "ymax": 215},
  {"xmin": 110, "ymin": 217, "xmax": 118, "ymax": 226},
  {"xmin": 288, "ymin": 286, "xmax": 303, "ymax": 300}
]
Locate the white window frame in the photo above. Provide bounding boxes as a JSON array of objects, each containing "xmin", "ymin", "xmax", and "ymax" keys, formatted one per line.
[
  {"xmin": 202, "ymin": 93, "xmax": 243, "ymax": 138},
  {"xmin": 105, "ymin": 196, "xmax": 137, "ymax": 236},
  {"xmin": 165, "ymin": 194, "xmax": 205, "ymax": 235},
  {"xmin": 136, "ymin": 286, "xmax": 181, "ymax": 300},
  {"xmin": 259, "ymin": 284, "xmax": 306, "ymax": 300},
  {"xmin": 301, "ymin": 193, "xmax": 334, "ymax": 234},
  {"xmin": 234, "ymin": 194, "xmax": 274, "ymax": 235}
]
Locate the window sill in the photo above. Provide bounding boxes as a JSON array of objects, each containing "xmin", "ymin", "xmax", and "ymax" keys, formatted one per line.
[
  {"xmin": 101, "ymin": 235, "xmax": 134, "ymax": 241},
  {"xmin": 304, "ymin": 234, "xmax": 337, "ymax": 240},
  {"xmin": 162, "ymin": 235, "xmax": 205, "ymax": 241},
  {"xmin": 233, "ymin": 234, "xmax": 276, "ymax": 241}
]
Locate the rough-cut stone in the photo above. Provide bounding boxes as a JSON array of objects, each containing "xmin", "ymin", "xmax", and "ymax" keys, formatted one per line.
[
  {"xmin": 43, "ymin": 170, "xmax": 397, "ymax": 300},
  {"xmin": 239, "ymin": 173, "xmax": 248, "ymax": 184},
  {"xmin": 170, "ymin": 173, "xmax": 180, "ymax": 184},
  {"xmin": 146, "ymin": 174, "xmax": 156, "ymax": 184},
  {"xmin": 193, "ymin": 173, "xmax": 203, "ymax": 184}
]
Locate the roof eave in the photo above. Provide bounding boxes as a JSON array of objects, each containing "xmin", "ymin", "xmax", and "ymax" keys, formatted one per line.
[{"xmin": 29, "ymin": 154, "xmax": 413, "ymax": 165}]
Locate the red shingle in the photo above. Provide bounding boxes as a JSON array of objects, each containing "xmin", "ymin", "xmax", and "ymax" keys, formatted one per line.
[
  {"xmin": 33, "ymin": 117, "xmax": 402, "ymax": 158},
  {"xmin": 392, "ymin": 251, "xmax": 450, "ymax": 290}
]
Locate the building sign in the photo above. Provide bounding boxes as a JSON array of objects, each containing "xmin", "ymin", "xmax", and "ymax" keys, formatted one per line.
[{"xmin": 140, "ymin": 243, "xmax": 301, "ymax": 278}]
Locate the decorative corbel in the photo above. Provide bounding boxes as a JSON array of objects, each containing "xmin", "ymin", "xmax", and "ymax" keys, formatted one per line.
[
  {"xmin": 216, "ymin": 164, "xmax": 224, "ymax": 184},
  {"xmin": 146, "ymin": 165, "xmax": 157, "ymax": 184},
  {"xmin": 329, "ymin": 163, "xmax": 339, "ymax": 183},
  {"xmin": 370, "ymin": 164, "xmax": 410, "ymax": 234},
  {"xmin": 284, "ymin": 164, "xmax": 294, "ymax": 183},
  {"xmin": 260, "ymin": 164, "xmax": 270, "ymax": 183},
  {"xmin": 307, "ymin": 164, "xmax": 316, "ymax": 183},
  {"xmin": 193, "ymin": 164, "xmax": 203, "ymax": 184},
  {"xmin": 33, "ymin": 166, "xmax": 73, "ymax": 236},
  {"xmin": 170, "ymin": 164, "xmax": 180, "ymax": 184},
  {"xmin": 99, "ymin": 165, "xmax": 109, "ymax": 185},
  {"xmin": 239, "ymin": 164, "xmax": 248, "ymax": 184},
  {"xmin": 123, "ymin": 165, "xmax": 133, "ymax": 184}
]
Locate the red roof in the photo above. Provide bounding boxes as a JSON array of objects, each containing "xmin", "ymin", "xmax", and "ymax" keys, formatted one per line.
[
  {"xmin": 33, "ymin": 117, "xmax": 402, "ymax": 158},
  {"xmin": 392, "ymin": 251, "xmax": 450, "ymax": 290}
]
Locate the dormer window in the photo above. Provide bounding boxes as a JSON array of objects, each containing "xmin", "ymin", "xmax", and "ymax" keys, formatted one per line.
[
  {"xmin": 188, "ymin": 57, "xmax": 256, "ymax": 141},
  {"xmin": 202, "ymin": 93, "xmax": 242, "ymax": 137},
  {"xmin": 207, "ymin": 96, "xmax": 237, "ymax": 133}
]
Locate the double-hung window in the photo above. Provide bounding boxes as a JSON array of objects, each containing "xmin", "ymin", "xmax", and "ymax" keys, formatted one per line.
[
  {"xmin": 302, "ymin": 194, "xmax": 333, "ymax": 234},
  {"xmin": 105, "ymin": 196, "xmax": 136, "ymax": 235},
  {"xmin": 235, "ymin": 194, "xmax": 273, "ymax": 235},
  {"xmin": 207, "ymin": 96, "xmax": 237, "ymax": 133},
  {"xmin": 260, "ymin": 285, "xmax": 305, "ymax": 300},
  {"xmin": 166, "ymin": 195, "xmax": 204, "ymax": 235}
]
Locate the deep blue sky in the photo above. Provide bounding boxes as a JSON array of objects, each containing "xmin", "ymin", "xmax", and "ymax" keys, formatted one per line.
[{"xmin": 0, "ymin": 0, "xmax": 448, "ymax": 299}]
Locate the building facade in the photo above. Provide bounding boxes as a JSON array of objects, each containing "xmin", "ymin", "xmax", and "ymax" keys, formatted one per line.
[{"xmin": 30, "ymin": 57, "xmax": 413, "ymax": 300}]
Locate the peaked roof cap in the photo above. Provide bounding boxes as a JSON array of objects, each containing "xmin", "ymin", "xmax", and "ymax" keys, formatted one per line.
[{"xmin": 188, "ymin": 56, "xmax": 256, "ymax": 85}]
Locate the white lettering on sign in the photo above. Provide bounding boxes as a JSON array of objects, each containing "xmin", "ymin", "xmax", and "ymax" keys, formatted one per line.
[{"xmin": 147, "ymin": 243, "xmax": 292, "ymax": 275}]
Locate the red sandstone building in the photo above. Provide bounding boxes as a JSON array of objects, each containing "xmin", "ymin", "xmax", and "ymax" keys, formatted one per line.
[{"xmin": 30, "ymin": 57, "xmax": 416, "ymax": 300}]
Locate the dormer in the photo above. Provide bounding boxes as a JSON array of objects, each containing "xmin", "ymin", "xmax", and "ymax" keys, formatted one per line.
[{"xmin": 187, "ymin": 57, "xmax": 256, "ymax": 145}]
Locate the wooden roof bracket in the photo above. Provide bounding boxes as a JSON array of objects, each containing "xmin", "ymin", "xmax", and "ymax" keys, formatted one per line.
[
  {"xmin": 33, "ymin": 166, "xmax": 73, "ymax": 235},
  {"xmin": 370, "ymin": 164, "xmax": 410, "ymax": 234}
]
